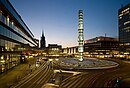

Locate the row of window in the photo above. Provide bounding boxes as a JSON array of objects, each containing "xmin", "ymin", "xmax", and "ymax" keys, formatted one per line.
[
  {"xmin": 0, "ymin": 0, "xmax": 34, "ymax": 37},
  {"xmin": 124, "ymin": 21, "xmax": 130, "ymax": 25},
  {"xmin": 0, "ymin": 10, "xmax": 37, "ymax": 47},
  {"xmin": 119, "ymin": 10, "xmax": 130, "ymax": 19},
  {"xmin": 0, "ymin": 54, "xmax": 20, "ymax": 73},
  {"xmin": 0, "ymin": 25, "xmax": 35, "ymax": 47},
  {"xmin": 123, "ymin": 26, "xmax": 130, "ymax": 30},
  {"xmin": 121, "ymin": 7, "xmax": 130, "ymax": 13},
  {"xmin": 120, "ymin": 29, "xmax": 130, "ymax": 34},
  {"xmin": 0, "ymin": 38, "xmax": 26, "ymax": 51}
]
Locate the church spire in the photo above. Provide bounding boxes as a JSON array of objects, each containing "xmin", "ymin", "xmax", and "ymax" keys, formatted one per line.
[
  {"xmin": 40, "ymin": 29, "xmax": 46, "ymax": 49},
  {"xmin": 42, "ymin": 30, "xmax": 44, "ymax": 37}
]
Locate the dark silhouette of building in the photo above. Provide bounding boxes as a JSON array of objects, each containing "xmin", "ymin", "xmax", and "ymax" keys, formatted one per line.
[
  {"xmin": 118, "ymin": 3, "xmax": 130, "ymax": 54},
  {"xmin": 40, "ymin": 30, "xmax": 46, "ymax": 49}
]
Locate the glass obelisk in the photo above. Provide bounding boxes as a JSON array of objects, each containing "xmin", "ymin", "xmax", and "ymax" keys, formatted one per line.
[{"xmin": 78, "ymin": 10, "xmax": 84, "ymax": 61}]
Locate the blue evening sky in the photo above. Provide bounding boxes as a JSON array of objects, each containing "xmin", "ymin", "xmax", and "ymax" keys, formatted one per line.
[{"xmin": 10, "ymin": 0, "xmax": 130, "ymax": 48}]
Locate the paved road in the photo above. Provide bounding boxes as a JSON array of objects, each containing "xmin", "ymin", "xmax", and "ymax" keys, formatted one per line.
[
  {"xmin": 60, "ymin": 59, "xmax": 130, "ymax": 88},
  {"xmin": 12, "ymin": 61, "xmax": 53, "ymax": 88}
]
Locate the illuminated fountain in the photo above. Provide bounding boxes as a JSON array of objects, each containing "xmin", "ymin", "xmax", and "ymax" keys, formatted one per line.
[{"xmin": 56, "ymin": 10, "xmax": 119, "ymax": 70}]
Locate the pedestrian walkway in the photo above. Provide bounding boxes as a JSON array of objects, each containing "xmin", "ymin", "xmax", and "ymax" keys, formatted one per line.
[
  {"xmin": 0, "ymin": 59, "xmax": 37, "ymax": 88},
  {"xmin": 54, "ymin": 70, "xmax": 81, "ymax": 76}
]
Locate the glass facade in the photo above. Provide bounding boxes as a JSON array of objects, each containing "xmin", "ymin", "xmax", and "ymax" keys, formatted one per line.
[
  {"xmin": 0, "ymin": 0, "xmax": 38, "ymax": 73},
  {"xmin": 118, "ymin": 3, "xmax": 130, "ymax": 53}
]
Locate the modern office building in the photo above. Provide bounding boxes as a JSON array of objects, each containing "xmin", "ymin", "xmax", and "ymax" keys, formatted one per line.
[
  {"xmin": 84, "ymin": 36, "xmax": 119, "ymax": 58},
  {"xmin": 0, "ymin": 0, "xmax": 38, "ymax": 73},
  {"xmin": 40, "ymin": 31, "xmax": 46, "ymax": 49},
  {"xmin": 118, "ymin": 3, "xmax": 130, "ymax": 54}
]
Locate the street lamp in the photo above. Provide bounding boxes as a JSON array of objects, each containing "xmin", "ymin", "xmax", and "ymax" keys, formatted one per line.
[{"xmin": 55, "ymin": 58, "xmax": 59, "ymax": 61}]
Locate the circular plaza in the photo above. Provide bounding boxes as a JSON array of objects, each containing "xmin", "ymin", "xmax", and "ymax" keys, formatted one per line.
[{"xmin": 57, "ymin": 58, "xmax": 119, "ymax": 70}]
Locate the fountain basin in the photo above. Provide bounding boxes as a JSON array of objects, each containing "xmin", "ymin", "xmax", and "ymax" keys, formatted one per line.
[{"xmin": 58, "ymin": 58, "xmax": 119, "ymax": 70}]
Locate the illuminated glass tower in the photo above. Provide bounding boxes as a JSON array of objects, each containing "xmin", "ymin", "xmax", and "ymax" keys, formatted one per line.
[{"xmin": 78, "ymin": 10, "xmax": 84, "ymax": 61}]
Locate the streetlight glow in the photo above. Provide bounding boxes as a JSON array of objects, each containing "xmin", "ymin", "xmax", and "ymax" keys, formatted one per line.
[
  {"xmin": 49, "ymin": 59, "xmax": 53, "ymax": 62},
  {"xmin": 55, "ymin": 58, "xmax": 59, "ymax": 61}
]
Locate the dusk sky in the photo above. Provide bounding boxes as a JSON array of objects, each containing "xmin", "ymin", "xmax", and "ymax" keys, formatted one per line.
[{"xmin": 10, "ymin": 0, "xmax": 130, "ymax": 48}]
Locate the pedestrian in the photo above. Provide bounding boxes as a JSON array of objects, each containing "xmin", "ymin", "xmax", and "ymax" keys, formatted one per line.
[
  {"xmin": 29, "ymin": 64, "xmax": 31, "ymax": 68},
  {"xmin": 31, "ymin": 68, "xmax": 32, "ymax": 72}
]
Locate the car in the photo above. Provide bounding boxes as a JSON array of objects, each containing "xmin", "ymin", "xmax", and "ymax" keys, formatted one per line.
[{"xmin": 36, "ymin": 61, "xmax": 41, "ymax": 67}]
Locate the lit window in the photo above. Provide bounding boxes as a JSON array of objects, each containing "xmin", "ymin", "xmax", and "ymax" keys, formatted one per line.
[
  {"xmin": 121, "ymin": 8, "xmax": 130, "ymax": 13},
  {"xmin": 124, "ymin": 21, "xmax": 130, "ymax": 25},
  {"xmin": 119, "ymin": 13, "xmax": 123, "ymax": 17},
  {"xmin": 7, "ymin": 16, "xmax": 9, "ymax": 26},
  {"xmin": 97, "ymin": 38, "xmax": 100, "ymax": 41},
  {"xmin": 119, "ymin": 16, "xmax": 122, "ymax": 19}
]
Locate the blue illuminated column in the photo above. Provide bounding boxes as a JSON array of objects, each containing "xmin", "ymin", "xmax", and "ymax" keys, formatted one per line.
[{"xmin": 78, "ymin": 10, "xmax": 84, "ymax": 61}]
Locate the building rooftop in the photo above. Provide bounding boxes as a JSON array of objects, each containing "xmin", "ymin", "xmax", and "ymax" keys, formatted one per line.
[{"xmin": 85, "ymin": 36, "xmax": 118, "ymax": 44}]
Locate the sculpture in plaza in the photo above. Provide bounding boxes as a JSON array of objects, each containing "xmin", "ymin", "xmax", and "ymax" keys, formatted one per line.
[{"xmin": 78, "ymin": 10, "xmax": 84, "ymax": 61}]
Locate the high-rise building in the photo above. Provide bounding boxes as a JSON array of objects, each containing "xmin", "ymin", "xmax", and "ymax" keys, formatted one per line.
[
  {"xmin": 118, "ymin": 3, "xmax": 130, "ymax": 53},
  {"xmin": 0, "ymin": 0, "xmax": 38, "ymax": 73},
  {"xmin": 40, "ymin": 31, "xmax": 46, "ymax": 49}
]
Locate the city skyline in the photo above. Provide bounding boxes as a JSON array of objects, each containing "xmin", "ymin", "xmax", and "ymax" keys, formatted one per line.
[{"xmin": 10, "ymin": 0, "xmax": 130, "ymax": 48}]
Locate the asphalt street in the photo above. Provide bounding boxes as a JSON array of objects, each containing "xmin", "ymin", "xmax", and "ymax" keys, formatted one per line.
[{"xmin": 60, "ymin": 59, "xmax": 130, "ymax": 88}]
